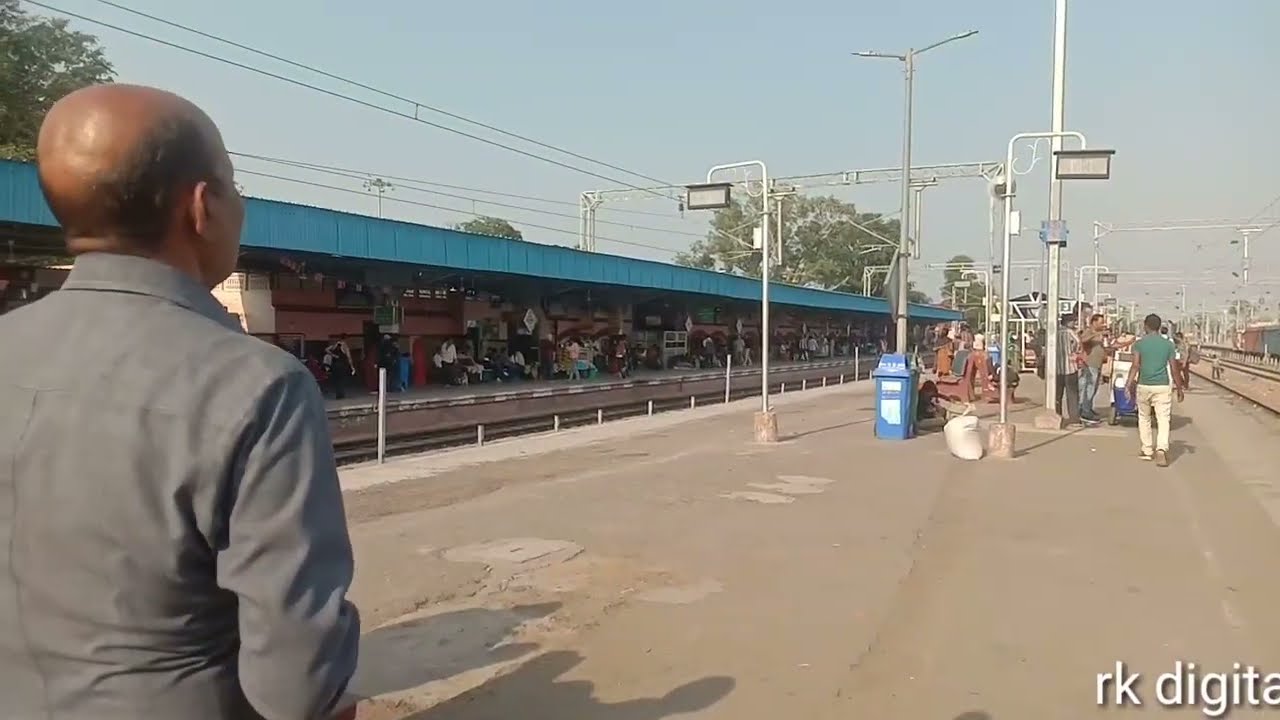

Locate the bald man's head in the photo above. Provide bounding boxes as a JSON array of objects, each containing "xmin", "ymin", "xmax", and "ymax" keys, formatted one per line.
[{"xmin": 36, "ymin": 84, "xmax": 243, "ymax": 285}]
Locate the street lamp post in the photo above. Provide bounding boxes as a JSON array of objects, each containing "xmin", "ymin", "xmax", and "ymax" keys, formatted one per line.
[
  {"xmin": 363, "ymin": 177, "xmax": 394, "ymax": 218},
  {"xmin": 1238, "ymin": 227, "xmax": 1259, "ymax": 285},
  {"xmin": 1042, "ymin": 0, "xmax": 1069, "ymax": 435},
  {"xmin": 1091, "ymin": 222, "xmax": 1103, "ymax": 308},
  {"xmin": 853, "ymin": 29, "xmax": 978, "ymax": 353},
  {"xmin": 960, "ymin": 269, "xmax": 991, "ymax": 330},
  {"xmin": 911, "ymin": 180, "xmax": 938, "ymax": 260},
  {"xmin": 1074, "ymin": 264, "xmax": 1109, "ymax": 320},
  {"xmin": 686, "ymin": 163, "xmax": 779, "ymax": 442},
  {"xmin": 992, "ymin": 131, "xmax": 1114, "ymax": 458}
]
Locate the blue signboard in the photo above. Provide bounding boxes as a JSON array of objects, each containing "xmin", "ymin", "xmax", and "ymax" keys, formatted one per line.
[{"xmin": 1039, "ymin": 219, "xmax": 1069, "ymax": 246}]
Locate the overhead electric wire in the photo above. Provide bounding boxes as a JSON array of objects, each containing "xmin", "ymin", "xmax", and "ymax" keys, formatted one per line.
[
  {"xmin": 228, "ymin": 151, "xmax": 681, "ymax": 219},
  {"xmin": 234, "ymin": 168, "xmax": 681, "ymax": 255},
  {"xmin": 89, "ymin": 0, "xmax": 675, "ymax": 192},
  {"xmin": 233, "ymin": 155, "xmax": 705, "ymax": 239},
  {"xmin": 1245, "ymin": 191, "xmax": 1280, "ymax": 236},
  {"xmin": 23, "ymin": 0, "xmax": 681, "ymax": 202}
]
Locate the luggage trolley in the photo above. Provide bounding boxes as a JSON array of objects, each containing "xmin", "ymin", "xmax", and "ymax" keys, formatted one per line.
[{"xmin": 1108, "ymin": 349, "xmax": 1138, "ymax": 425}]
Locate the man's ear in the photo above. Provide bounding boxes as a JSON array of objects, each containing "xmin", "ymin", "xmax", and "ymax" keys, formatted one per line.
[{"xmin": 189, "ymin": 180, "xmax": 210, "ymax": 238}]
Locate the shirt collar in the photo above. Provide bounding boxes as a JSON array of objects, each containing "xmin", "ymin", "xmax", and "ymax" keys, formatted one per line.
[{"xmin": 61, "ymin": 252, "xmax": 243, "ymax": 332}]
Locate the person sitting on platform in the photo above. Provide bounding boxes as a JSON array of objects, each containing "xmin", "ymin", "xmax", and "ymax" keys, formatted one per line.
[
  {"xmin": 456, "ymin": 344, "xmax": 484, "ymax": 383},
  {"xmin": 510, "ymin": 349, "xmax": 531, "ymax": 379},
  {"xmin": 432, "ymin": 349, "xmax": 446, "ymax": 384}
]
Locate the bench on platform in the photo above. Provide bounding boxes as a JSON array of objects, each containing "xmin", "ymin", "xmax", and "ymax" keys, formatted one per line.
[{"xmin": 934, "ymin": 349, "xmax": 979, "ymax": 403}]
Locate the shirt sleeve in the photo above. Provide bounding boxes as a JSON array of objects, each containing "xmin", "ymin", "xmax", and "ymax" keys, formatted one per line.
[{"xmin": 217, "ymin": 367, "xmax": 361, "ymax": 720}]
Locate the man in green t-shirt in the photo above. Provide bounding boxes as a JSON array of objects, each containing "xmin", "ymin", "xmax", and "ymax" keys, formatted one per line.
[{"xmin": 1125, "ymin": 313, "xmax": 1185, "ymax": 466}]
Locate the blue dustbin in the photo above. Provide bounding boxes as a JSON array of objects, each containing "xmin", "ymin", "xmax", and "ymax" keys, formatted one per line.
[{"xmin": 873, "ymin": 353, "xmax": 918, "ymax": 440}]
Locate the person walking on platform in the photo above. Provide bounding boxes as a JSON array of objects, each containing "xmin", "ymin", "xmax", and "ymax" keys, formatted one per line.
[
  {"xmin": 0, "ymin": 85, "xmax": 360, "ymax": 720},
  {"xmin": 1126, "ymin": 313, "xmax": 1185, "ymax": 467},
  {"xmin": 324, "ymin": 334, "xmax": 355, "ymax": 398},
  {"xmin": 377, "ymin": 334, "xmax": 401, "ymax": 392}
]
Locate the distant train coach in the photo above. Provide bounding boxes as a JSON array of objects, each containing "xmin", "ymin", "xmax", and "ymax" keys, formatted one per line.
[{"xmin": 1241, "ymin": 324, "xmax": 1280, "ymax": 355}]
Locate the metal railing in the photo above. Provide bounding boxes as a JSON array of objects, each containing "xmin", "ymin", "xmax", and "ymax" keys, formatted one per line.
[{"xmin": 341, "ymin": 357, "xmax": 875, "ymax": 466}]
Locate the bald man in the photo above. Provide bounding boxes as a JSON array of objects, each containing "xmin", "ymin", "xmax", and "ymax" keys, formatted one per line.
[{"xmin": 0, "ymin": 85, "xmax": 359, "ymax": 719}]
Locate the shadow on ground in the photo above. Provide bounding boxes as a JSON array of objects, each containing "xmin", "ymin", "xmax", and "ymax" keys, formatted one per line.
[
  {"xmin": 784, "ymin": 417, "xmax": 871, "ymax": 441},
  {"xmin": 351, "ymin": 602, "xmax": 561, "ymax": 699},
  {"xmin": 1014, "ymin": 426, "xmax": 1087, "ymax": 456},
  {"xmin": 401, "ymin": 650, "xmax": 735, "ymax": 720},
  {"xmin": 1169, "ymin": 438, "xmax": 1197, "ymax": 462},
  {"xmin": 953, "ymin": 712, "xmax": 992, "ymax": 720}
]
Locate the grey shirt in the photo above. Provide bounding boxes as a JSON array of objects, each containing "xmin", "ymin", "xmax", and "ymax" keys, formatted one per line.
[
  {"xmin": 1056, "ymin": 327, "xmax": 1081, "ymax": 376},
  {"xmin": 0, "ymin": 254, "xmax": 359, "ymax": 720}
]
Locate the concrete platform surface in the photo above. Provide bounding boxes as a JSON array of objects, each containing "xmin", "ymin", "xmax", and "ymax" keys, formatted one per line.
[{"xmin": 338, "ymin": 376, "xmax": 1280, "ymax": 719}]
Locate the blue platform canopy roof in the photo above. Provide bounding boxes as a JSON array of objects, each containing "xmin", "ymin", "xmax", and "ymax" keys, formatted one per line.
[{"xmin": 0, "ymin": 160, "xmax": 959, "ymax": 321}]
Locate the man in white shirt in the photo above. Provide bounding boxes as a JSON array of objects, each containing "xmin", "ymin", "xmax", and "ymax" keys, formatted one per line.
[{"xmin": 440, "ymin": 340, "xmax": 458, "ymax": 384}]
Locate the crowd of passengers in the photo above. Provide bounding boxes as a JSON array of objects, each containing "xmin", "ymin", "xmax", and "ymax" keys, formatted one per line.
[{"xmin": 302, "ymin": 329, "xmax": 891, "ymax": 400}]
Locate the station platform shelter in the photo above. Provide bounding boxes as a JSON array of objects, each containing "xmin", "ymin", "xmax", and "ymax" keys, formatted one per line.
[{"xmin": 0, "ymin": 159, "xmax": 959, "ymax": 392}]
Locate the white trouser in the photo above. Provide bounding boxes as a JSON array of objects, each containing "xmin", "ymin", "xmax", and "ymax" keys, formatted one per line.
[{"xmin": 1136, "ymin": 384, "xmax": 1173, "ymax": 454}]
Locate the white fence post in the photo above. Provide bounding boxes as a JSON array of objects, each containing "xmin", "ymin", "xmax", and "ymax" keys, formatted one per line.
[
  {"xmin": 597, "ymin": 408, "xmax": 604, "ymax": 424},
  {"xmin": 376, "ymin": 367, "xmax": 387, "ymax": 464},
  {"xmin": 476, "ymin": 424, "xmax": 485, "ymax": 446},
  {"xmin": 553, "ymin": 414, "xmax": 561, "ymax": 432},
  {"xmin": 854, "ymin": 347, "xmax": 860, "ymax": 381},
  {"xmin": 647, "ymin": 400, "xmax": 654, "ymax": 415},
  {"xmin": 724, "ymin": 354, "xmax": 732, "ymax": 404},
  {"xmin": 690, "ymin": 396, "xmax": 696, "ymax": 409}
]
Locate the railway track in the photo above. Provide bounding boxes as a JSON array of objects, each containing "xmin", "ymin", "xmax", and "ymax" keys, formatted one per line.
[
  {"xmin": 1190, "ymin": 356, "xmax": 1280, "ymax": 415},
  {"xmin": 334, "ymin": 365, "xmax": 869, "ymax": 465}
]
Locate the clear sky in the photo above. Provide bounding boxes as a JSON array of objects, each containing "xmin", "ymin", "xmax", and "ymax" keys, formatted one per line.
[{"xmin": 36, "ymin": 0, "xmax": 1280, "ymax": 318}]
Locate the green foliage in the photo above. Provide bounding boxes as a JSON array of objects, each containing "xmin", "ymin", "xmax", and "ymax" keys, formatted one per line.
[
  {"xmin": 0, "ymin": 0, "xmax": 115, "ymax": 161},
  {"xmin": 454, "ymin": 215, "xmax": 523, "ymax": 241},
  {"xmin": 939, "ymin": 254, "xmax": 989, "ymax": 327},
  {"xmin": 674, "ymin": 193, "xmax": 929, "ymax": 301}
]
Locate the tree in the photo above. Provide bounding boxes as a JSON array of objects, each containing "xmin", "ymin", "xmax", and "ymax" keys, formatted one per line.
[
  {"xmin": 454, "ymin": 216, "xmax": 523, "ymax": 241},
  {"xmin": 674, "ymin": 193, "xmax": 929, "ymax": 300},
  {"xmin": 0, "ymin": 0, "xmax": 115, "ymax": 161},
  {"xmin": 938, "ymin": 254, "xmax": 989, "ymax": 327}
]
